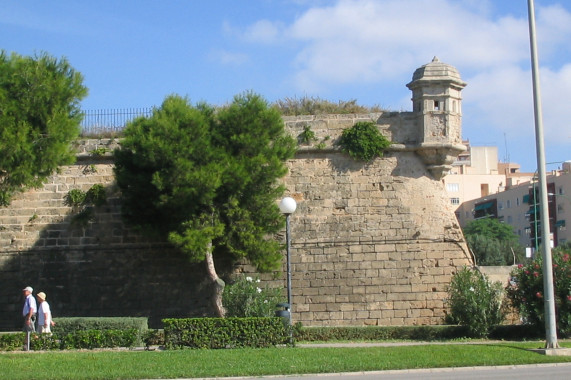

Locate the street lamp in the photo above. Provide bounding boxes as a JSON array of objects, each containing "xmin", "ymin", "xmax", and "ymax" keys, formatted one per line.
[
  {"xmin": 527, "ymin": 0, "xmax": 558, "ymax": 349},
  {"xmin": 279, "ymin": 196, "xmax": 297, "ymax": 326},
  {"xmin": 548, "ymin": 193, "xmax": 571, "ymax": 203}
]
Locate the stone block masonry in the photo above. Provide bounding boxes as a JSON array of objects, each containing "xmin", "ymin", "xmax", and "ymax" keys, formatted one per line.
[
  {"xmin": 0, "ymin": 58, "xmax": 474, "ymax": 330},
  {"xmin": 271, "ymin": 121, "xmax": 472, "ymax": 326}
]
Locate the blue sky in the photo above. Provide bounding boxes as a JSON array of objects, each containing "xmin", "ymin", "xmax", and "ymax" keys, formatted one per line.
[{"xmin": 1, "ymin": 0, "xmax": 570, "ymax": 173}]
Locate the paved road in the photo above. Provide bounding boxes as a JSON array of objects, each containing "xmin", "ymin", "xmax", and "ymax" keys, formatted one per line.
[{"xmin": 190, "ymin": 363, "xmax": 571, "ymax": 380}]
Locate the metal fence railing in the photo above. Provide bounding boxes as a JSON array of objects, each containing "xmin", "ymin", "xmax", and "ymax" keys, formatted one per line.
[{"xmin": 81, "ymin": 108, "xmax": 153, "ymax": 135}]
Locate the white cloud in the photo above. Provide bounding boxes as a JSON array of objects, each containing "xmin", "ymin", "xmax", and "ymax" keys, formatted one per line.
[
  {"xmin": 280, "ymin": 0, "xmax": 539, "ymax": 93},
  {"xmin": 209, "ymin": 49, "xmax": 249, "ymax": 65},
  {"xmin": 464, "ymin": 62, "xmax": 571, "ymax": 147},
  {"xmin": 236, "ymin": 0, "xmax": 571, "ymax": 155},
  {"xmin": 242, "ymin": 20, "xmax": 284, "ymax": 44},
  {"xmin": 540, "ymin": 64, "xmax": 571, "ymax": 144},
  {"xmin": 223, "ymin": 19, "xmax": 284, "ymax": 44}
]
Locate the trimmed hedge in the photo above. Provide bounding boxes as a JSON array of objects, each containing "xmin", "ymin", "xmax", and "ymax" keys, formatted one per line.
[
  {"xmin": 53, "ymin": 317, "xmax": 148, "ymax": 346},
  {"xmin": 294, "ymin": 325, "xmax": 541, "ymax": 342},
  {"xmin": 294, "ymin": 325, "xmax": 469, "ymax": 342},
  {"xmin": 163, "ymin": 317, "xmax": 290, "ymax": 349},
  {"xmin": 0, "ymin": 332, "xmax": 25, "ymax": 351},
  {"xmin": 0, "ymin": 329, "xmax": 139, "ymax": 351}
]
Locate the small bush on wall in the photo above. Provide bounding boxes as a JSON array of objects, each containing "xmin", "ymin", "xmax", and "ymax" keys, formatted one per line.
[{"xmin": 337, "ymin": 121, "xmax": 390, "ymax": 161}]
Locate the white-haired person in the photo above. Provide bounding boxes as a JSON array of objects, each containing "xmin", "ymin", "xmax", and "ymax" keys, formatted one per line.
[
  {"xmin": 22, "ymin": 286, "xmax": 37, "ymax": 350},
  {"xmin": 36, "ymin": 292, "xmax": 55, "ymax": 333},
  {"xmin": 22, "ymin": 286, "xmax": 37, "ymax": 332}
]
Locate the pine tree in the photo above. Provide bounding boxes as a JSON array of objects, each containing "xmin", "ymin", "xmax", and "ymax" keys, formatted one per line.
[
  {"xmin": 0, "ymin": 51, "xmax": 87, "ymax": 205},
  {"xmin": 114, "ymin": 93, "xmax": 297, "ymax": 316}
]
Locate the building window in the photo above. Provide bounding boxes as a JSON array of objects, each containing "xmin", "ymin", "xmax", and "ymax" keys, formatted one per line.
[
  {"xmin": 507, "ymin": 215, "xmax": 512, "ymax": 223},
  {"xmin": 481, "ymin": 184, "xmax": 489, "ymax": 197},
  {"xmin": 450, "ymin": 197, "xmax": 460, "ymax": 205},
  {"xmin": 446, "ymin": 183, "xmax": 459, "ymax": 192},
  {"xmin": 506, "ymin": 199, "xmax": 511, "ymax": 209},
  {"xmin": 516, "ymin": 197, "xmax": 520, "ymax": 206},
  {"xmin": 434, "ymin": 100, "xmax": 440, "ymax": 111},
  {"xmin": 498, "ymin": 202, "xmax": 504, "ymax": 210}
]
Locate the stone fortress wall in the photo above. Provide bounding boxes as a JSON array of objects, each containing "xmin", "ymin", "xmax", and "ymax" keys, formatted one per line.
[{"xmin": 0, "ymin": 58, "xmax": 474, "ymax": 330}]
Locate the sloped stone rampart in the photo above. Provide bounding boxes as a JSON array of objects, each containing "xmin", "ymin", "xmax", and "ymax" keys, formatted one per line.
[{"xmin": 0, "ymin": 114, "xmax": 472, "ymax": 330}]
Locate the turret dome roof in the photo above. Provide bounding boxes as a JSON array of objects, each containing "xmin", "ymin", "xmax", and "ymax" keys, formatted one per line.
[{"xmin": 409, "ymin": 57, "xmax": 466, "ymax": 86}]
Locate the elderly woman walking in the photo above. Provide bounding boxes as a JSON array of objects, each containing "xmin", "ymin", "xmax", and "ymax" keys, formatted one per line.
[{"xmin": 36, "ymin": 292, "xmax": 55, "ymax": 333}]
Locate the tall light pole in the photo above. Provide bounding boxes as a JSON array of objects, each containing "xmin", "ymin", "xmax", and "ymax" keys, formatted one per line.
[
  {"xmin": 527, "ymin": 0, "xmax": 558, "ymax": 349},
  {"xmin": 279, "ymin": 196, "xmax": 297, "ymax": 326}
]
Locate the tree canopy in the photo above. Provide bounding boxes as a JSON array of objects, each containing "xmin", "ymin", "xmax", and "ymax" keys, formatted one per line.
[
  {"xmin": 0, "ymin": 51, "xmax": 87, "ymax": 206},
  {"xmin": 114, "ymin": 93, "xmax": 297, "ymax": 314},
  {"xmin": 463, "ymin": 217, "xmax": 518, "ymax": 242},
  {"xmin": 463, "ymin": 217, "xmax": 525, "ymax": 265}
]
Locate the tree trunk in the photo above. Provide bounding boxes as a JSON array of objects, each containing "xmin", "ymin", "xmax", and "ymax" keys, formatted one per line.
[{"xmin": 205, "ymin": 241, "xmax": 226, "ymax": 317}]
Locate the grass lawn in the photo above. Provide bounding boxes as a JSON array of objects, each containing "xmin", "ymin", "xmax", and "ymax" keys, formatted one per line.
[{"xmin": 2, "ymin": 341, "xmax": 571, "ymax": 380}]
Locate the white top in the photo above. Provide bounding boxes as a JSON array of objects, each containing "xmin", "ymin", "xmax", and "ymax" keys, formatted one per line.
[
  {"xmin": 38, "ymin": 301, "xmax": 52, "ymax": 327},
  {"xmin": 23, "ymin": 294, "xmax": 37, "ymax": 317}
]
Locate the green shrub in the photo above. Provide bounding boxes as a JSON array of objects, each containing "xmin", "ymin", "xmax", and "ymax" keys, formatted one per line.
[
  {"xmin": 85, "ymin": 183, "xmax": 107, "ymax": 206},
  {"xmin": 294, "ymin": 325, "xmax": 469, "ymax": 342},
  {"xmin": 507, "ymin": 243, "xmax": 571, "ymax": 336},
  {"xmin": 445, "ymin": 267, "xmax": 505, "ymax": 338},
  {"xmin": 163, "ymin": 317, "xmax": 290, "ymax": 349},
  {"xmin": 297, "ymin": 125, "xmax": 317, "ymax": 145},
  {"xmin": 64, "ymin": 188, "xmax": 87, "ymax": 207},
  {"xmin": 222, "ymin": 275, "xmax": 284, "ymax": 318},
  {"xmin": 337, "ymin": 121, "xmax": 391, "ymax": 161},
  {"xmin": 0, "ymin": 333, "xmax": 26, "ymax": 351},
  {"xmin": 293, "ymin": 325, "xmax": 541, "ymax": 342},
  {"xmin": 143, "ymin": 329, "xmax": 165, "ymax": 347},
  {"xmin": 0, "ymin": 329, "xmax": 140, "ymax": 351},
  {"xmin": 65, "ymin": 184, "xmax": 108, "ymax": 226},
  {"xmin": 53, "ymin": 317, "xmax": 148, "ymax": 346},
  {"xmin": 58, "ymin": 329, "xmax": 138, "ymax": 350}
]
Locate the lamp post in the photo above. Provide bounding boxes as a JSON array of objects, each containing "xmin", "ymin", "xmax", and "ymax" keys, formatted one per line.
[
  {"xmin": 527, "ymin": 0, "xmax": 558, "ymax": 349},
  {"xmin": 531, "ymin": 173, "xmax": 539, "ymax": 253},
  {"xmin": 279, "ymin": 196, "xmax": 297, "ymax": 326}
]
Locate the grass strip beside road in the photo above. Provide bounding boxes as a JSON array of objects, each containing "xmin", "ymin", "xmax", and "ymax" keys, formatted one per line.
[{"xmin": 2, "ymin": 341, "xmax": 571, "ymax": 380}]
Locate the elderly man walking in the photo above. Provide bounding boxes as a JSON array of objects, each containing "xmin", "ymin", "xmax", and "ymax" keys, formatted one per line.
[{"xmin": 22, "ymin": 286, "xmax": 37, "ymax": 350}]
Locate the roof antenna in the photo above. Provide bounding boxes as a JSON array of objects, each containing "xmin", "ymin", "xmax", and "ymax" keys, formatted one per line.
[{"xmin": 503, "ymin": 133, "xmax": 510, "ymax": 163}]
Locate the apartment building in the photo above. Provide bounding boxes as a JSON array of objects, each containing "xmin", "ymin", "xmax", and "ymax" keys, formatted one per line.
[
  {"xmin": 442, "ymin": 141, "xmax": 534, "ymax": 226},
  {"xmin": 453, "ymin": 161, "xmax": 571, "ymax": 252}
]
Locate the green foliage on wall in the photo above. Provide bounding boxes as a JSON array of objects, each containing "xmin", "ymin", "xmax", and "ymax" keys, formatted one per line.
[
  {"xmin": 337, "ymin": 121, "xmax": 391, "ymax": 161},
  {"xmin": 64, "ymin": 184, "xmax": 108, "ymax": 226},
  {"xmin": 297, "ymin": 125, "xmax": 317, "ymax": 145}
]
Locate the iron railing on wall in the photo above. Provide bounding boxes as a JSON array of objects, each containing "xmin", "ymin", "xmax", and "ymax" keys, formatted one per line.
[{"xmin": 81, "ymin": 108, "xmax": 153, "ymax": 135}]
